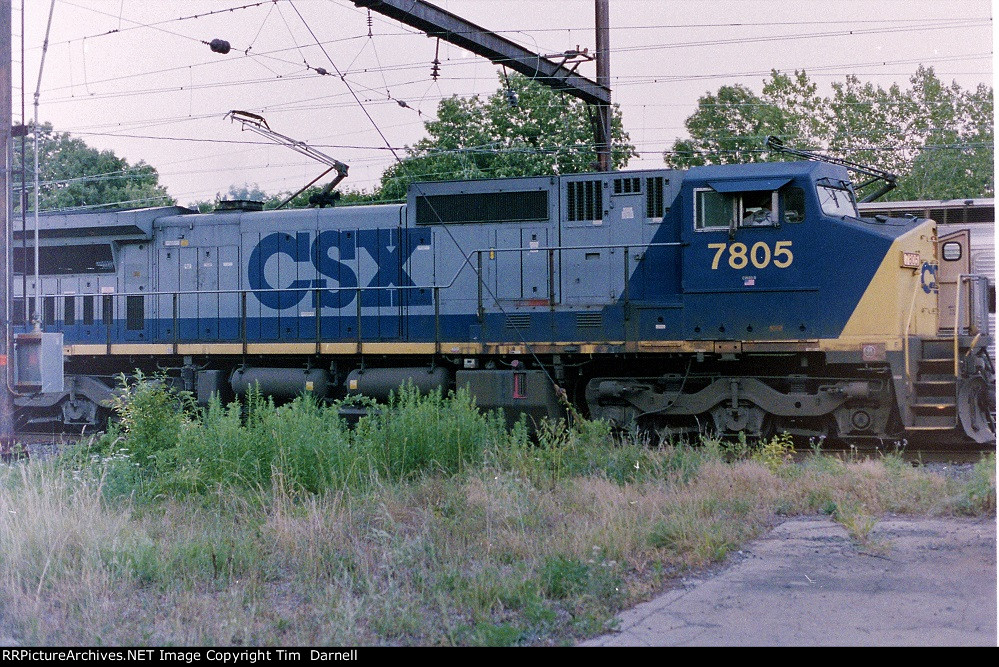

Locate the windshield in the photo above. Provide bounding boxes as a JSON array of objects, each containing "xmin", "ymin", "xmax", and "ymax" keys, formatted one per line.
[{"xmin": 817, "ymin": 184, "xmax": 858, "ymax": 218}]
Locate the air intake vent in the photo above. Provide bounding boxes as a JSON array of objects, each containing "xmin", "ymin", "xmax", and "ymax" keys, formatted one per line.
[
  {"xmin": 613, "ymin": 177, "xmax": 641, "ymax": 195},
  {"xmin": 567, "ymin": 180, "xmax": 603, "ymax": 222},
  {"xmin": 215, "ymin": 199, "xmax": 264, "ymax": 212},
  {"xmin": 576, "ymin": 312, "xmax": 603, "ymax": 329},
  {"xmin": 505, "ymin": 314, "xmax": 531, "ymax": 329},
  {"xmin": 415, "ymin": 190, "xmax": 548, "ymax": 225},
  {"xmin": 646, "ymin": 177, "xmax": 667, "ymax": 218}
]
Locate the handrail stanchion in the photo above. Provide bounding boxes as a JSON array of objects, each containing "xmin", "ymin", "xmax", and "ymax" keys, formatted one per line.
[
  {"xmin": 241, "ymin": 291, "xmax": 248, "ymax": 357},
  {"xmin": 953, "ymin": 277, "xmax": 962, "ymax": 378},
  {"xmin": 904, "ymin": 278, "xmax": 919, "ymax": 396},
  {"xmin": 172, "ymin": 292, "xmax": 179, "ymax": 355},
  {"xmin": 434, "ymin": 287, "xmax": 441, "ymax": 356},
  {"xmin": 356, "ymin": 287, "xmax": 362, "ymax": 355},
  {"xmin": 315, "ymin": 288, "xmax": 322, "ymax": 355}
]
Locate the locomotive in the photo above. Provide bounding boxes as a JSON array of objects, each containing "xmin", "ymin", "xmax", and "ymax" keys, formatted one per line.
[{"xmin": 8, "ymin": 159, "xmax": 995, "ymax": 444}]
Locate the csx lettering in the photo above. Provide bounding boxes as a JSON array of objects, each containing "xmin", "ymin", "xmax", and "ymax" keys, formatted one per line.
[
  {"xmin": 248, "ymin": 229, "xmax": 431, "ymax": 310},
  {"xmin": 708, "ymin": 241, "xmax": 793, "ymax": 270}
]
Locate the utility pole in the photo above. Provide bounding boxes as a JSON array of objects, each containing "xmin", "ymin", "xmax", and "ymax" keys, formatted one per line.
[
  {"xmin": 594, "ymin": 0, "xmax": 611, "ymax": 171},
  {"xmin": 1, "ymin": 0, "xmax": 14, "ymax": 453}
]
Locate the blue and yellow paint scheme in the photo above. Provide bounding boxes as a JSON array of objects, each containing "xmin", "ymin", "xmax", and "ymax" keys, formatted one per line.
[{"xmin": 12, "ymin": 160, "xmax": 992, "ymax": 441}]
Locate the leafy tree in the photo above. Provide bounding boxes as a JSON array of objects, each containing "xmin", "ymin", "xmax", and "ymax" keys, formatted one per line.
[
  {"xmin": 665, "ymin": 67, "xmax": 993, "ymax": 200},
  {"xmin": 666, "ymin": 71, "xmax": 827, "ymax": 166},
  {"xmin": 188, "ymin": 182, "xmax": 379, "ymax": 212},
  {"xmin": 378, "ymin": 72, "xmax": 638, "ymax": 199},
  {"xmin": 12, "ymin": 122, "xmax": 173, "ymax": 212}
]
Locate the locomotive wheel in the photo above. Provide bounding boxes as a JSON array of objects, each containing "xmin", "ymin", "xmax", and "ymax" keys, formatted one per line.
[{"xmin": 957, "ymin": 376, "xmax": 996, "ymax": 445}]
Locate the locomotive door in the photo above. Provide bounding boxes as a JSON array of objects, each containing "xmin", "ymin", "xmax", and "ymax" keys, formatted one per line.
[
  {"xmin": 402, "ymin": 225, "xmax": 434, "ymax": 342},
  {"xmin": 157, "ymin": 248, "xmax": 178, "ymax": 342},
  {"xmin": 357, "ymin": 227, "xmax": 402, "ymax": 341},
  {"xmin": 218, "ymin": 246, "xmax": 239, "ymax": 340},
  {"xmin": 178, "ymin": 246, "xmax": 199, "ymax": 340},
  {"xmin": 198, "ymin": 248, "xmax": 219, "ymax": 340},
  {"xmin": 482, "ymin": 226, "xmax": 556, "ymax": 342},
  {"xmin": 59, "ymin": 278, "xmax": 81, "ymax": 343},
  {"xmin": 520, "ymin": 228, "xmax": 552, "ymax": 305},
  {"xmin": 120, "ymin": 243, "xmax": 150, "ymax": 342},
  {"xmin": 937, "ymin": 229, "xmax": 971, "ymax": 333}
]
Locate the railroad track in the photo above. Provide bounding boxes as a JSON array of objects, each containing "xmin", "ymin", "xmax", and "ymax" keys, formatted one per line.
[{"xmin": 6, "ymin": 429, "xmax": 993, "ymax": 466}]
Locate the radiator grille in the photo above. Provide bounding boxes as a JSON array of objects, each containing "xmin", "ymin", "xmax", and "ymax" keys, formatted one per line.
[
  {"xmin": 567, "ymin": 180, "xmax": 603, "ymax": 222},
  {"xmin": 576, "ymin": 312, "xmax": 603, "ymax": 329},
  {"xmin": 505, "ymin": 314, "xmax": 531, "ymax": 329}
]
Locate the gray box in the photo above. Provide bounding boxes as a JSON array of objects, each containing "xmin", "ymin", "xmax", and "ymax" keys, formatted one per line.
[
  {"xmin": 196, "ymin": 369, "xmax": 225, "ymax": 405},
  {"xmin": 14, "ymin": 331, "xmax": 64, "ymax": 393}
]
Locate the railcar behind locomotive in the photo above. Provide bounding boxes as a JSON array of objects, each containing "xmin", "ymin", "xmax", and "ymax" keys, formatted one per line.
[{"xmin": 8, "ymin": 160, "xmax": 995, "ymax": 443}]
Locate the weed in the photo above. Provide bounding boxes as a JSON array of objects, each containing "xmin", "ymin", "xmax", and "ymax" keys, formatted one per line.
[
  {"xmin": 959, "ymin": 452, "xmax": 996, "ymax": 515},
  {"xmin": 540, "ymin": 555, "xmax": 589, "ymax": 599},
  {"xmin": 832, "ymin": 501, "xmax": 878, "ymax": 545},
  {"xmin": 751, "ymin": 431, "xmax": 795, "ymax": 472},
  {"xmin": 459, "ymin": 621, "xmax": 526, "ymax": 647}
]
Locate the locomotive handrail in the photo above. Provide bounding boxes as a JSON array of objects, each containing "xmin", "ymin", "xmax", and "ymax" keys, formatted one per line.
[
  {"xmin": 20, "ymin": 242, "xmax": 687, "ymax": 301},
  {"xmin": 904, "ymin": 275, "xmax": 920, "ymax": 393},
  {"xmin": 954, "ymin": 276, "xmax": 962, "ymax": 377},
  {"xmin": 20, "ymin": 240, "xmax": 691, "ymax": 353}
]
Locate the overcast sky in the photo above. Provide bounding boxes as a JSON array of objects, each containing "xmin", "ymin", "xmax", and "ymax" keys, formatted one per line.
[{"xmin": 15, "ymin": 0, "xmax": 994, "ymax": 207}]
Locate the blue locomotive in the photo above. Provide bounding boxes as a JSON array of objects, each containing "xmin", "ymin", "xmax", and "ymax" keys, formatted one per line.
[{"xmin": 9, "ymin": 159, "xmax": 995, "ymax": 443}]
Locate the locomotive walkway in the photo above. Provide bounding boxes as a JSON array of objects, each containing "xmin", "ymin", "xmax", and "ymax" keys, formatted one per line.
[{"xmin": 582, "ymin": 516, "xmax": 997, "ymax": 646}]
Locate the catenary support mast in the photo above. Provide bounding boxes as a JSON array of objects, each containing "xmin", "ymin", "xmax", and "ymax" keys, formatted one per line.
[{"xmin": 352, "ymin": 0, "xmax": 613, "ymax": 169}]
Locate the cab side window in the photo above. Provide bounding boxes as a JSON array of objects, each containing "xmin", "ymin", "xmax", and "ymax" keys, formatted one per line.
[
  {"xmin": 695, "ymin": 188, "xmax": 780, "ymax": 230},
  {"xmin": 695, "ymin": 189, "xmax": 733, "ymax": 230},
  {"xmin": 783, "ymin": 186, "xmax": 805, "ymax": 223},
  {"xmin": 740, "ymin": 191, "xmax": 777, "ymax": 227}
]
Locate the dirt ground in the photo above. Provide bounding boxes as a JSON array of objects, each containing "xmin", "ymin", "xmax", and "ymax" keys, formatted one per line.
[{"xmin": 582, "ymin": 516, "xmax": 997, "ymax": 647}]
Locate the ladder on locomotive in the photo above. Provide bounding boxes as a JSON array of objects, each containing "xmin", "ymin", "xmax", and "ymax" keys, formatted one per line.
[{"xmin": 908, "ymin": 229, "xmax": 994, "ymax": 440}]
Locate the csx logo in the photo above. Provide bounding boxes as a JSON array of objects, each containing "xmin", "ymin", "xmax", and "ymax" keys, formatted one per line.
[{"xmin": 248, "ymin": 229, "xmax": 431, "ymax": 310}]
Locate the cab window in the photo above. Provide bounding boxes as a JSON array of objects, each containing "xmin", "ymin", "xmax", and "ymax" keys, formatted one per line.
[
  {"xmin": 695, "ymin": 188, "xmax": 780, "ymax": 230},
  {"xmin": 783, "ymin": 186, "xmax": 805, "ymax": 223},
  {"xmin": 817, "ymin": 183, "xmax": 858, "ymax": 218}
]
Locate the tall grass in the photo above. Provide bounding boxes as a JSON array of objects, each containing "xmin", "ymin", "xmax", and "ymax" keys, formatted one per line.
[
  {"xmin": 73, "ymin": 378, "xmax": 521, "ymax": 498},
  {"xmin": 1, "ymin": 376, "xmax": 993, "ymax": 645}
]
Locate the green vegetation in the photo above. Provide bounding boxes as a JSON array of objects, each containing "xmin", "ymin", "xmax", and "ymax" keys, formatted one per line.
[
  {"xmin": 13, "ymin": 122, "xmax": 173, "ymax": 212},
  {"xmin": 0, "ymin": 378, "xmax": 994, "ymax": 645},
  {"xmin": 194, "ymin": 72, "xmax": 637, "ymax": 210},
  {"xmin": 665, "ymin": 66, "xmax": 993, "ymax": 200}
]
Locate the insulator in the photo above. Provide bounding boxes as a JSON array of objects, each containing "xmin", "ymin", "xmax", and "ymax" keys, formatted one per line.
[
  {"xmin": 315, "ymin": 67, "xmax": 328, "ymax": 76},
  {"xmin": 209, "ymin": 39, "xmax": 231, "ymax": 54}
]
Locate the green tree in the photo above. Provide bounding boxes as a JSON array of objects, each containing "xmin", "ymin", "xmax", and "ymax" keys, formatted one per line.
[
  {"xmin": 665, "ymin": 67, "xmax": 993, "ymax": 200},
  {"xmin": 12, "ymin": 123, "xmax": 173, "ymax": 211},
  {"xmin": 665, "ymin": 70, "xmax": 828, "ymax": 167},
  {"xmin": 378, "ymin": 72, "xmax": 637, "ymax": 200},
  {"xmin": 188, "ymin": 182, "xmax": 379, "ymax": 212}
]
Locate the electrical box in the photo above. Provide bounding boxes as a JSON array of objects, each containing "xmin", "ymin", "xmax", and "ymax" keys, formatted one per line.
[
  {"xmin": 456, "ymin": 369, "xmax": 564, "ymax": 430},
  {"xmin": 196, "ymin": 369, "xmax": 225, "ymax": 405},
  {"xmin": 13, "ymin": 331, "xmax": 64, "ymax": 393}
]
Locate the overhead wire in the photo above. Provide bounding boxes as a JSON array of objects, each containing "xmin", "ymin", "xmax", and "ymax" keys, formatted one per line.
[{"xmin": 25, "ymin": 2, "xmax": 993, "ymax": 212}]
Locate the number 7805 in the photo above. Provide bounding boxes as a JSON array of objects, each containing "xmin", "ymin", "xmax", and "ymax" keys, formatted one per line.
[{"xmin": 707, "ymin": 241, "xmax": 794, "ymax": 270}]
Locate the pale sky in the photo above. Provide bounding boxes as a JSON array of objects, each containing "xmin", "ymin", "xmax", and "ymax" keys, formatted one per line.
[{"xmin": 15, "ymin": 0, "xmax": 994, "ymax": 208}]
